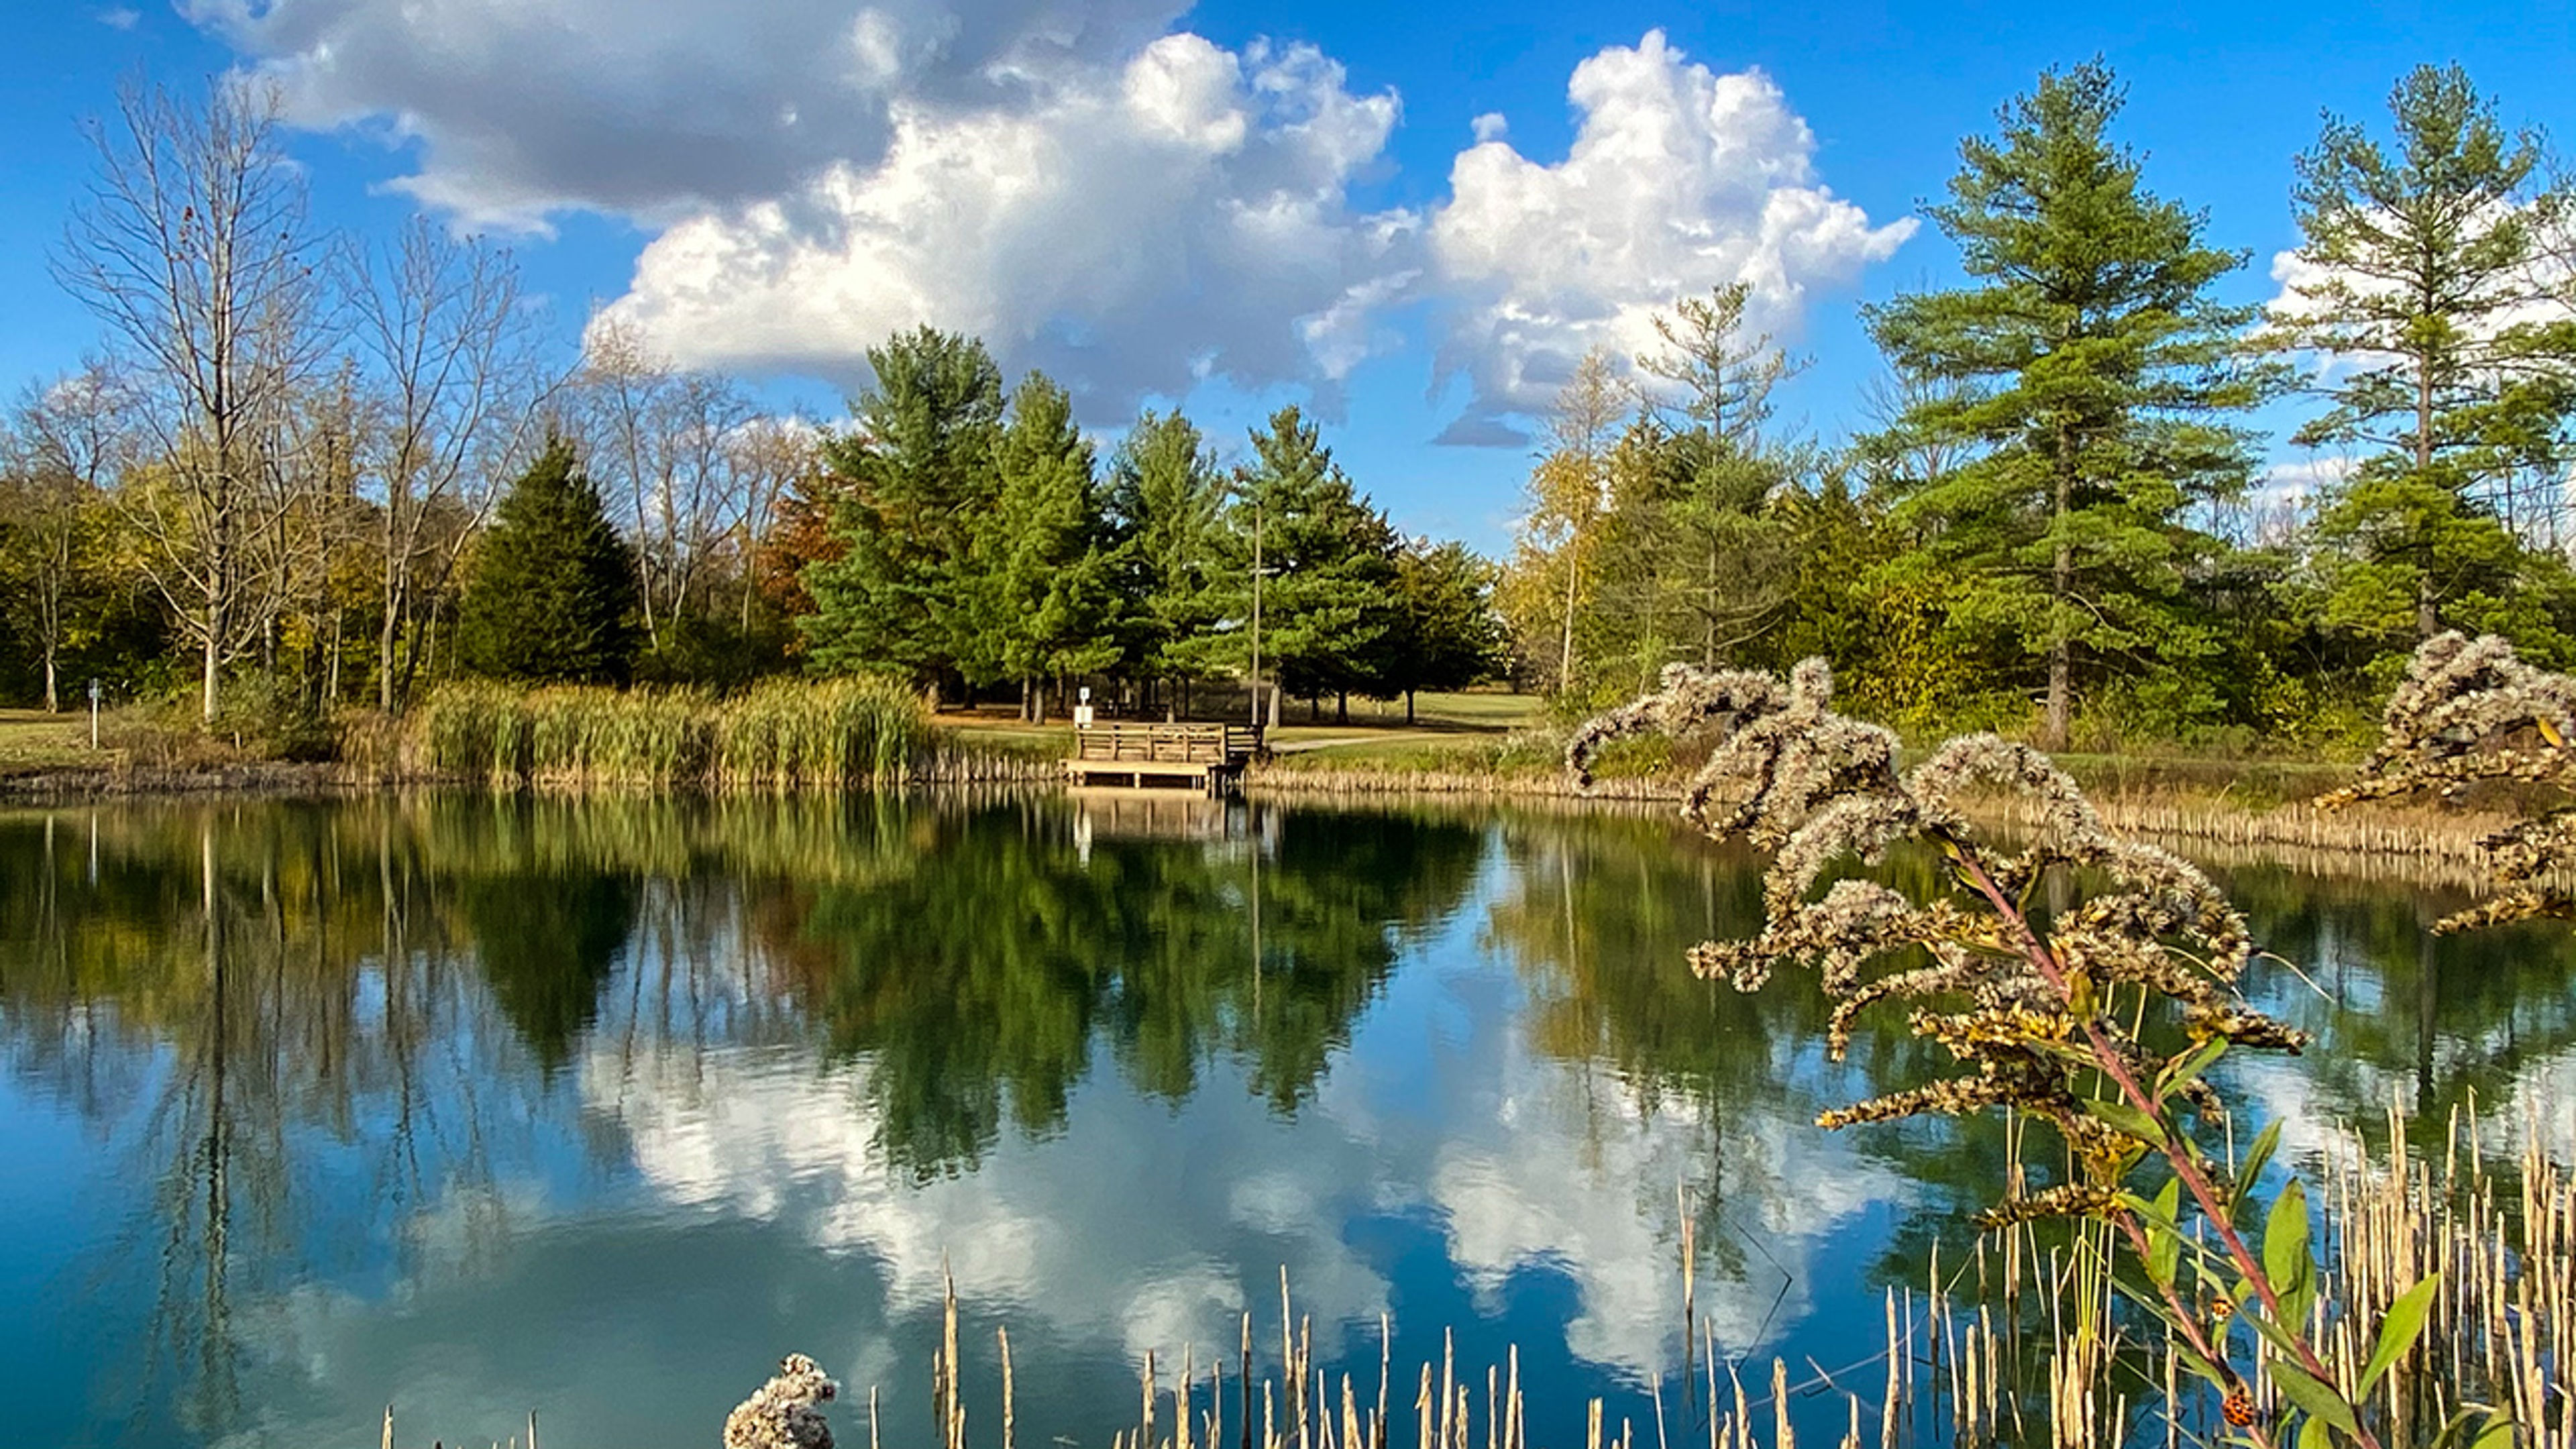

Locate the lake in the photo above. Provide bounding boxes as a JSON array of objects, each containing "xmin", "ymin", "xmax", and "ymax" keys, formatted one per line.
[{"xmin": 1, "ymin": 794, "xmax": 2569, "ymax": 1448}]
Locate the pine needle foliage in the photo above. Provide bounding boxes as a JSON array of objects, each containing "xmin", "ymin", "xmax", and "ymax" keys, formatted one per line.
[
  {"xmin": 1864, "ymin": 60, "xmax": 2283, "ymax": 747},
  {"xmin": 800, "ymin": 328, "xmax": 1007, "ymax": 695},
  {"xmin": 2275, "ymin": 67, "xmax": 2576, "ymax": 654}
]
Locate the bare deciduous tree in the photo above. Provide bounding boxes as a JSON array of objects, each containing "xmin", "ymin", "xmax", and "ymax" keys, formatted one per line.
[
  {"xmin": 53, "ymin": 74, "xmax": 330, "ymax": 724},
  {"xmin": 345, "ymin": 219, "xmax": 546, "ymax": 710},
  {"xmin": 575, "ymin": 319, "xmax": 757, "ymax": 650},
  {"xmin": 250, "ymin": 364, "xmax": 372, "ymax": 705},
  {"xmin": 722, "ymin": 413, "xmax": 821, "ymax": 633}
]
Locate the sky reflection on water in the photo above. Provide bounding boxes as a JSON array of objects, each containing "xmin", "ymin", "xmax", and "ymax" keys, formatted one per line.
[{"xmin": 0, "ymin": 795, "xmax": 2567, "ymax": 1449}]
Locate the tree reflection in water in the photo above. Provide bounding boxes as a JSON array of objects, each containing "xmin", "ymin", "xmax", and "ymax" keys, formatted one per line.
[{"xmin": 0, "ymin": 796, "xmax": 2567, "ymax": 1448}]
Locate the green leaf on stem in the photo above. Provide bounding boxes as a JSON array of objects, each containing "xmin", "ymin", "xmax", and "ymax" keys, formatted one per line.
[
  {"xmin": 2264, "ymin": 1179, "xmax": 2313, "ymax": 1299},
  {"xmin": 2269, "ymin": 1359, "xmax": 2359, "ymax": 1437},
  {"xmin": 2233, "ymin": 1121, "xmax": 2283, "ymax": 1214},
  {"xmin": 2082, "ymin": 1093, "xmax": 2164, "ymax": 1145},
  {"xmin": 2243, "ymin": 1299, "xmax": 2306, "ymax": 1362},
  {"xmin": 2172, "ymin": 1344, "xmax": 2227, "ymax": 1389},
  {"xmin": 2360, "ymin": 1273, "xmax": 2441, "ymax": 1393},
  {"xmin": 2160, "ymin": 1038, "xmax": 2228, "ymax": 1100},
  {"xmin": 2147, "ymin": 1179, "xmax": 2182, "ymax": 1287}
]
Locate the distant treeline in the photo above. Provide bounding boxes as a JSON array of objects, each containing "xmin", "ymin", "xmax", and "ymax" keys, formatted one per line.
[
  {"xmin": 780, "ymin": 329, "xmax": 1501, "ymax": 724},
  {"xmin": 2, "ymin": 60, "xmax": 2573, "ymax": 753}
]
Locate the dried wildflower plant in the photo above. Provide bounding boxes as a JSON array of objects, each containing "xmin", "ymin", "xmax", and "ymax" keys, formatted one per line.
[
  {"xmin": 2324, "ymin": 631, "xmax": 2576, "ymax": 932},
  {"xmin": 724, "ymin": 1352, "xmax": 841, "ymax": 1449},
  {"xmin": 1571, "ymin": 660, "xmax": 2428, "ymax": 1449},
  {"xmin": 1570, "ymin": 659, "xmax": 2298, "ymax": 1183}
]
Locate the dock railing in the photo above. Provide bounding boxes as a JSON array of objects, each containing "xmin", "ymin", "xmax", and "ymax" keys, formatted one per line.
[{"xmin": 1072, "ymin": 723, "xmax": 1255, "ymax": 766}]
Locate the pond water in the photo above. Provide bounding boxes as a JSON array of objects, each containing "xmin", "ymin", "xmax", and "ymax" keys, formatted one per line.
[{"xmin": 1, "ymin": 794, "xmax": 2569, "ymax": 1449}]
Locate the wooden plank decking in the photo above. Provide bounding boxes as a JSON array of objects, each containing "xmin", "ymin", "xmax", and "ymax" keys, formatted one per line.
[{"xmin": 1065, "ymin": 723, "xmax": 1256, "ymax": 794}]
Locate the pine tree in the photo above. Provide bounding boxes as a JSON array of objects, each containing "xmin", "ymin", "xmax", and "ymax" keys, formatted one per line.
[
  {"xmin": 1589, "ymin": 423, "xmax": 1795, "ymax": 684},
  {"xmin": 2275, "ymin": 64, "xmax": 2576, "ymax": 655},
  {"xmin": 1184, "ymin": 407, "xmax": 1399, "ymax": 725},
  {"xmin": 982, "ymin": 373, "xmax": 1120, "ymax": 720},
  {"xmin": 801, "ymin": 327, "xmax": 1004, "ymax": 697},
  {"xmin": 456, "ymin": 436, "xmax": 638, "ymax": 684},
  {"xmin": 1866, "ymin": 60, "xmax": 2279, "ymax": 747},
  {"xmin": 1602, "ymin": 285, "xmax": 1807, "ymax": 676},
  {"xmin": 1105, "ymin": 409, "xmax": 1226, "ymax": 715}
]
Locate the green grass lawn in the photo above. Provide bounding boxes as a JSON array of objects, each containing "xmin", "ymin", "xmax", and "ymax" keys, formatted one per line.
[{"xmin": 0, "ymin": 709, "xmax": 103, "ymax": 773}]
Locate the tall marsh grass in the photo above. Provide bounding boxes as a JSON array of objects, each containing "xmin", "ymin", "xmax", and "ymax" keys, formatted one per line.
[{"xmin": 406, "ymin": 678, "xmax": 1044, "ymax": 790}]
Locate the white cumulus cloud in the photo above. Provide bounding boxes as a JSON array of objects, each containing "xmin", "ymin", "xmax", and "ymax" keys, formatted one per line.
[
  {"xmin": 1424, "ymin": 31, "xmax": 1914, "ymax": 443},
  {"xmin": 193, "ymin": 3, "xmax": 1911, "ymax": 434},
  {"xmin": 593, "ymin": 34, "xmax": 1415, "ymax": 410},
  {"xmin": 185, "ymin": 0, "xmax": 1192, "ymax": 227}
]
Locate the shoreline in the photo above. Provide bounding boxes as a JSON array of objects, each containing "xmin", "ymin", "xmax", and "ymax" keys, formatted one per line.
[
  {"xmin": 1244, "ymin": 761, "xmax": 2518, "ymax": 872},
  {"xmin": 0, "ymin": 760, "xmax": 362, "ymax": 804},
  {"xmin": 0, "ymin": 750, "xmax": 2513, "ymax": 880}
]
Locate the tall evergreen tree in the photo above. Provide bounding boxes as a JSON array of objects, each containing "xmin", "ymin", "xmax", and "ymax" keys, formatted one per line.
[
  {"xmin": 1184, "ymin": 407, "xmax": 1399, "ymax": 725},
  {"xmin": 1105, "ymin": 409, "xmax": 1226, "ymax": 714},
  {"xmin": 1591, "ymin": 423, "xmax": 1796, "ymax": 684},
  {"xmin": 456, "ymin": 436, "xmax": 638, "ymax": 684},
  {"xmin": 801, "ymin": 328, "xmax": 1004, "ymax": 697},
  {"xmin": 2275, "ymin": 64, "xmax": 2576, "ymax": 655},
  {"xmin": 1866, "ymin": 60, "xmax": 2279, "ymax": 747},
  {"xmin": 981, "ymin": 373, "xmax": 1120, "ymax": 720}
]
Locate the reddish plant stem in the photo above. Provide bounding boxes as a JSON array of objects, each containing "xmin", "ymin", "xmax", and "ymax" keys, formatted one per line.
[
  {"xmin": 2105, "ymin": 1206, "xmax": 2277, "ymax": 1449},
  {"xmin": 1942, "ymin": 837, "xmax": 2380, "ymax": 1449}
]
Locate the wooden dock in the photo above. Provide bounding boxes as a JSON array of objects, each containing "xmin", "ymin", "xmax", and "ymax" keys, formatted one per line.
[{"xmin": 1065, "ymin": 723, "xmax": 1256, "ymax": 794}]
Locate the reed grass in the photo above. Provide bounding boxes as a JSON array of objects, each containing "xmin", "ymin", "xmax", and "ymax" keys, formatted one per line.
[{"xmin": 400, "ymin": 679, "xmax": 1055, "ymax": 790}]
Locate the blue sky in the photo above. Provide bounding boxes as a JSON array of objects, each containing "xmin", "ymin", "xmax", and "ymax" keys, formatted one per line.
[{"xmin": 3, "ymin": 0, "xmax": 2569, "ymax": 552}]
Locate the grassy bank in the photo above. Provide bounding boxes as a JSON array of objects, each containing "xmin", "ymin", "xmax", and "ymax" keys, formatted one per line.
[
  {"xmin": 1242, "ymin": 729, "xmax": 2554, "ymax": 870},
  {"xmin": 0, "ymin": 708, "xmax": 92, "ymax": 772},
  {"xmin": 0, "ymin": 680, "xmax": 1061, "ymax": 798}
]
